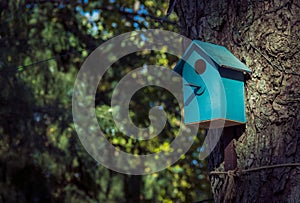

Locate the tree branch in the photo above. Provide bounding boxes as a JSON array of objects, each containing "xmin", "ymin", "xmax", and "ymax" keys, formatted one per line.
[
  {"xmin": 24, "ymin": 0, "xmax": 178, "ymax": 25},
  {"xmin": 99, "ymin": 6, "xmax": 178, "ymax": 25}
]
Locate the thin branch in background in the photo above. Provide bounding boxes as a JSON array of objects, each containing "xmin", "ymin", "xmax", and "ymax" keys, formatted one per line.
[
  {"xmin": 99, "ymin": 6, "xmax": 177, "ymax": 25},
  {"xmin": 0, "ymin": 46, "xmax": 97, "ymax": 73},
  {"xmin": 164, "ymin": 0, "xmax": 177, "ymax": 19},
  {"xmin": 137, "ymin": 10, "xmax": 177, "ymax": 25}
]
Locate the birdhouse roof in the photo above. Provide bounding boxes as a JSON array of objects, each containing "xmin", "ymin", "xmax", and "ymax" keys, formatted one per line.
[{"xmin": 174, "ymin": 40, "xmax": 252, "ymax": 74}]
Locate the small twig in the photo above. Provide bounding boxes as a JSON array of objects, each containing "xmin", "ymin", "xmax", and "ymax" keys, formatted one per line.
[
  {"xmin": 210, "ymin": 162, "xmax": 300, "ymax": 175},
  {"xmin": 243, "ymin": 163, "xmax": 300, "ymax": 173},
  {"xmin": 249, "ymin": 43, "xmax": 283, "ymax": 71}
]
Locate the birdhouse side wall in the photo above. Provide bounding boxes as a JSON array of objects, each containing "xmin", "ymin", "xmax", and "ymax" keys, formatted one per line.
[{"xmin": 219, "ymin": 67, "xmax": 246, "ymax": 124}]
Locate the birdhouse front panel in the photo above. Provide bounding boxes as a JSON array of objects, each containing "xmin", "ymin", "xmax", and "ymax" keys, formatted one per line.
[
  {"xmin": 180, "ymin": 45, "xmax": 226, "ymax": 128},
  {"xmin": 174, "ymin": 40, "xmax": 251, "ymax": 129}
]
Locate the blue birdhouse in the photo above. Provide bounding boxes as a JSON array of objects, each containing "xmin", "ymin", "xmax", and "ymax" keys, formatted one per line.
[{"xmin": 174, "ymin": 40, "xmax": 251, "ymax": 128}]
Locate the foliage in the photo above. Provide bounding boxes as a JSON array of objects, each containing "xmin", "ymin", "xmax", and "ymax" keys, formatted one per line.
[{"xmin": 0, "ymin": 0, "xmax": 212, "ymax": 202}]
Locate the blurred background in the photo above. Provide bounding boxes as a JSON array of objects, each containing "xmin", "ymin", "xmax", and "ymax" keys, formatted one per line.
[{"xmin": 0, "ymin": 1, "xmax": 212, "ymax": 202}]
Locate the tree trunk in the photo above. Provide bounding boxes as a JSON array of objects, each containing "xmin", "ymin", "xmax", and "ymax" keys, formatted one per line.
[
  {"xmin": 175, "ymin": 0, "xmax": 300, "ymax": 202},
  {"xmin": 124, "ymin": 175, "xmax": 141, "ymax": 203}
]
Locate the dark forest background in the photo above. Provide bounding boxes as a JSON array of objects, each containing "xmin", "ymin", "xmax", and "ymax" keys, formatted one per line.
[{"xmin": 0, "ymin": 1, "xmax": 212, "ymax": 202}]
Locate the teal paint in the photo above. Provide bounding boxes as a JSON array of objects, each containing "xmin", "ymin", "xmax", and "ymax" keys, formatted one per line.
[{"xmin": 174, "ymin": 40, "xmax": 251, "ymax": 128}]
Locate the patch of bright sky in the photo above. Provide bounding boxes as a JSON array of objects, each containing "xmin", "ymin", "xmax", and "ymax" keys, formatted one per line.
[
  {"xmin": 192, "ymin": 160, "xmax": 198, "ymax": 165},
  {"xmin": 75, "ymin": 5, "xmax": 99, "ymax": 34},
  {"xmin": 86, "ymin": 10, "xmax": 100, "ymax": 21}
]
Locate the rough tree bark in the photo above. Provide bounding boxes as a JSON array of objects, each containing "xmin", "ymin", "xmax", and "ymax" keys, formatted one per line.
[{"xmin": 175, "ymin": 0, "xmax": 300, "ymax": 202}]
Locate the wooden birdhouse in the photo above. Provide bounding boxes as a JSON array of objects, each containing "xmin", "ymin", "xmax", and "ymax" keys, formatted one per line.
[{"xmin": 174, "ymin": 40, "xmax": 251, "ymax": 128}]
